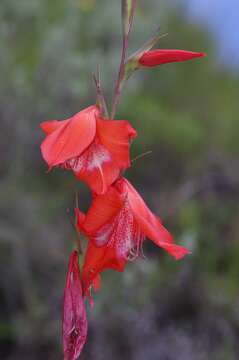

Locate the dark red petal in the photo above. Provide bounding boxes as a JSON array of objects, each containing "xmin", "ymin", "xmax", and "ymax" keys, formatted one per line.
[
  {"xmin": 63, "ymin": 251, "xmax": 88, "ymax": 360},
  {"xmin": 40, "ymin": 105, "xmax": 98, "ymax": 168},
  {"xmin": 97, "ymin": 118, "xmax": 137, "ymax": 168},
  {"xmin": 122, "ymin": 178, "xmax": 190, "ymax": 260},
  {"xmin": 82, "ymin": 241, "xmax": 126, "ymax": 299},
  {"xmin": 139, "ymin": 49, "xmax": 206, "ymax": 67}
]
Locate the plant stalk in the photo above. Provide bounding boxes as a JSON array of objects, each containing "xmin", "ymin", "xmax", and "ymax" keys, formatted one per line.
[{"xmin": 111, "ymin": 0, "xmax": 137, "ymax": 119}]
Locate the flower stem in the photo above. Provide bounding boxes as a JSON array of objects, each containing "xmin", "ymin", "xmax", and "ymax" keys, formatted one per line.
[
  {"xmin": 93, "ymin": 66, "xmax": 109, "ymax": 118},
  {"xmin": 75, "ymin": 228, "xmax": 83, "ymax": 255},
  {"xmin": 66, "ymin": 207, "xmax": 83, "ymax": 255},
  {"xmin": 111, "ymin": 0, "xmax": 137, "ymax": 119},
  {"xmin": 74, "ymin": 192, "xmax": 83, "ymax": 255}
]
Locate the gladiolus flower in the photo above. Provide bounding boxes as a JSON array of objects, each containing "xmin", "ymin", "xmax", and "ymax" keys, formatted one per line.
[
  {"xmin": 139, "ymin": 49, "xmax": 206, "ymax": 67},
  {"xmin": 40, "ymin": 105, "xmax": 137, "ymax": 194},
  {"xmin": 63, "ymin": 251, "xmax": 88, "ymax": 360},
  {"xmin": 77, "ymin": 177, "xmax": 190, "ymax": 267}
]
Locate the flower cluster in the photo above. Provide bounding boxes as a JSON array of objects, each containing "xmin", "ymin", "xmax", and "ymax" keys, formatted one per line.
[{"xmin": 40, "ymin": 3, "xmax": 205, "ymax": 359}]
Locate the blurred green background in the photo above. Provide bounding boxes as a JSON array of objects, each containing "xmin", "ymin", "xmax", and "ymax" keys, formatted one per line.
[{"xmin": 0, "ymin": 0, "xmax": 238, "ymax": 359}]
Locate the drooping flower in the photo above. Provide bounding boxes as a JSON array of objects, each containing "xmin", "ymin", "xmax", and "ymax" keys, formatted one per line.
[
  {"xmin": 40, "ymin": 105, "xmax": 137, "ymax": 194},
  {"xmin": 139, "ymin": 49, "xmax": 206, "ymax": 67},
  {"xmin": 77, "ymin": 177, "xmax": 190, "ymax": 272},
  {"xmin": 63, "ymin": 251, "xmax": 88, "ymax": 360}
]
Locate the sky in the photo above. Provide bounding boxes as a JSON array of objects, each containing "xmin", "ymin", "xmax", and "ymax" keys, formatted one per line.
[{"xmin": 182, "ymin": 0, "xmax": 239, "ymax": 69}]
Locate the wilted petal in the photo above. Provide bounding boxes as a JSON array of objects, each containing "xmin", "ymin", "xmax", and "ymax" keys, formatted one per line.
[{"xmin": 63, "ymin": 251, "xmax": 88, "ymax": 360}]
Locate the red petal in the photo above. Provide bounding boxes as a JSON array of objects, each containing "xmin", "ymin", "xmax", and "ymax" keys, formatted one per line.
[
  {"xmin": 97, "ymin": 118, "xmax": 137, "ymax": 168},
  {"xmin": 122, "ymin": 178, "xmax": 190, "ymax": 260},
  {"xmin": 71, "ymin": 118, "xmax": 137, "ymax": 194},
  {"xmin": 72, "ymin": 136, "xmax": 120, "ymax": 194},
  {"xmin": 63, "ymin": 251, "xmax": 88, "ymax": 360},
  {"xmin": 40, "ymin": 105, "xmax": 98, "ymax": 168},
  {"xmin": 75, "ymin": 189, "xmax": 138, "ymax": 260},
  {"xmin": 82, "ymin": 241, "xmax": 126, "ymax": 299},
  {"xmin": 40, "ymin": 119, "xmax": 68, "ymax": 135},
  {"xmin": 75, "ymin": 160, "xmax": 120, "ymax": 195},
  {"xmin": 81, "ymin": 186, "xmax": 125, "ymax": 235},
  {"xmin": 139, "ymin": 49, "xmax": 206, "ymax": 67}
]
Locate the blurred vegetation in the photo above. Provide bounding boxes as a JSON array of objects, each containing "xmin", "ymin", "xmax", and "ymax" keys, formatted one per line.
[{"xmin": 0, "ymin": 0, "xmax": 238, "ymax": 359}]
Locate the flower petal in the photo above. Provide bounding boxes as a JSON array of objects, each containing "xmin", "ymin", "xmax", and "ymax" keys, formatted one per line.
[
  {"xmin": 40, "ymin": 105, "xmax": 98, "ymax": 168},
  {"xmin": 80, "ymin": 186, "xmax": 125, "ymax": 235},
  {"xmin": 72, "ymin": 136, "xmax": 120, "ymax": 194},
  {"xmin": 82, "ymin": 241, "xmax": 126, "ymax": 299},
  {"xmin": 97, "ymin": 118, "xmax": 137, "ymax": 168},
  {"xmin": 122, "ymin": 178, "xmax": 190, "ymax": 260},
  {"xmin": 40, "ymin": 119, "xmax": 68, "ymax": 135},
  {"xmin": 72, "ymin": 119, "xmax": 137, "ymax": 194},
  {"xmin": 63, "ymin": 251, "xmax": 88, "ymax": 360},
  {"xmin": 139, "ymin": 49, "xmax": 206, "ymax": 67}
]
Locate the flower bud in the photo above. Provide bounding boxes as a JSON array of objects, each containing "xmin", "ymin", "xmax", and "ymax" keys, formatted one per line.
[{"xmin": 139, "ymin": 49, "xmax": 206, "ymax": 67}]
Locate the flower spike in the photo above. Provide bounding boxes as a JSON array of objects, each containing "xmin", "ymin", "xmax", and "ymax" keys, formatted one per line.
[{"xmin": 39, "ymin": 0, "xmax": 206, "ymax": 354}]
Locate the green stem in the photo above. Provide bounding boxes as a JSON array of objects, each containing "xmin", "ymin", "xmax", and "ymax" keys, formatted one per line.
[{"xmin": 111, "ymin": 0, "xmax": 137, "ymax": 119}]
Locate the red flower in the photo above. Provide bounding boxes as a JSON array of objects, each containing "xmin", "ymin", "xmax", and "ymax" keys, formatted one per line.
[
  {"xmin": 139, "ymin": 49, "xmax": 206, "ymax": 67},
  {"xmin": 40, "ymin": 105, "xmax": 137, "ymax": 194},
  {"xmin": 77, "ymin": 177, "xmax": 190, "ymax": 265},
  {"xmin": 63, "ymin": 251, "xmax": 88, "ymax": 360}
]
